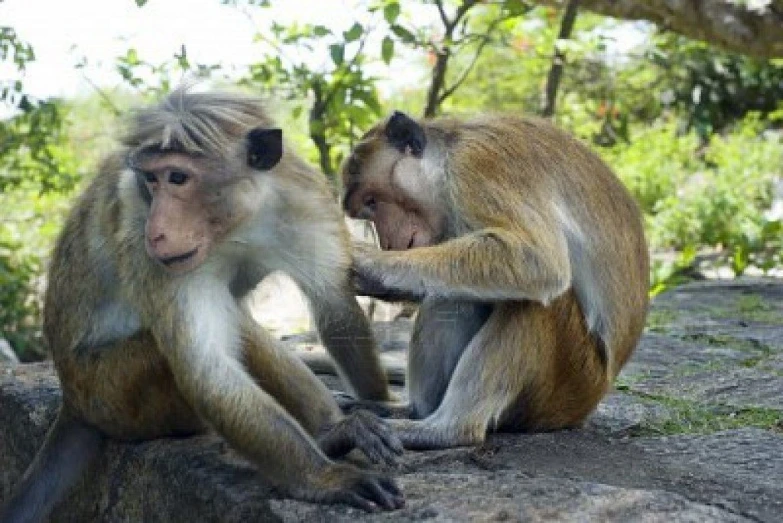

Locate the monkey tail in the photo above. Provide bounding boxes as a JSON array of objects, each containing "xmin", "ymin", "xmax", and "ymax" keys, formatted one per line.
[
  {"xmin": 1, "ymin": 408, "xmax": 104, "ymax": 523},
  {"xmin": 298, "ymin": 351, "xmax": 407, "ymax": 386}
]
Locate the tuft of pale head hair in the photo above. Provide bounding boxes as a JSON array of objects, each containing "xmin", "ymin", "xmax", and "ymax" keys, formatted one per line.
[{"xmin": 122, "ymin": 86, "xmax": 273, "ymax": 160}]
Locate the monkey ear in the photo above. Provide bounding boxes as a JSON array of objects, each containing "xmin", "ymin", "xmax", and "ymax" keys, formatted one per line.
[
  {"xmin": 385, "ymin": 111, "xmax": 426, "ymax": 158},
  {"xmin": 247, "ymin": 128, "xmax": 283, "ymax": 171}
]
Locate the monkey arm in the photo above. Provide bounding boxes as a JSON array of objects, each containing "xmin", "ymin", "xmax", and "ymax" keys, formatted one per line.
[
  {"xmin": 311, "ymin": 290, "xmax": 395, "ymax": 402},
  {"xmin": 151, "ymin": 287, "xmax": 402, "ymax": 510},
  {"xmin": 355, "ymin": 226, "xmax": 571, "ymax": 305},
  {"xmin": 151, "ymin": 283, "xmax": 335, "ymax": 486}
]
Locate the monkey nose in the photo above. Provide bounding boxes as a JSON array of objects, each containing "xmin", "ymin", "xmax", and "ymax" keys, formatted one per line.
[{"xmin": 149, "ymin": 232, "xmax": 165, "ymax": 245}]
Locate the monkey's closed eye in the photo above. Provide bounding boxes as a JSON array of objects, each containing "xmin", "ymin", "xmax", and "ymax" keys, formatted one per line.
[
  {"xmin": 168, "ymin": 171, "xmax": 189, "ymax": 185},
  {"xmin": 361, "ymin": 196, "xmax": 378, "ymax": 218}
]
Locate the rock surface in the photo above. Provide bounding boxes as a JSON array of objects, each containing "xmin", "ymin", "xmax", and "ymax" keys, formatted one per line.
[{"xmin": 1, "ymin": 280, "xmax": 782, "ymax": 522}]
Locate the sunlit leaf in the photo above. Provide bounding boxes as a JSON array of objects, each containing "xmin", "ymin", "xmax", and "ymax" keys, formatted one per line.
[
  {"xmin": 390, "ymin": 24, "xmax": 416, "ymax": 44},
  {"xmin": 344, "ymin": 23, "xmax": 363, "ymax": 42},
  {"xmin": 330, "ymin": 44, "xmax": 345, "ymax": 65},
  {"xmin": 383, "ymin": 2, "xmax": 401, "ymax": 24},
  {"xmin": 312, "ymin": 25, "xmax": 331, "ymax": 37},
  {"xmin": 381, "ymin": 36, "xmax": 394, "ymax": 64}
]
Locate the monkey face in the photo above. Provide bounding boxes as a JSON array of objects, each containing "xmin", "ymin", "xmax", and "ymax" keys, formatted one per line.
[
  {"xmin": 133, "ymin": 153, "xmax": 220, "ymax": 274},
  {"xmin": 342, "ymin": 112, "xmax": 442, "ymax": 251},
  {"xmin": 130, "ymin": 126, "xmax": 284, "ymax": 275}
]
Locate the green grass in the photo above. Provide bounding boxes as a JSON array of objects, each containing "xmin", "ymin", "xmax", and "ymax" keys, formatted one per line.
[
  {"xmin": 734, "ymin": 295, "xmax": 783, "ymax": 324},
  {"xmin": 620, "ymin": 391, "xmax": 782, "ymax": 436},
  {"xmin": 645, "ymin": 308, "xmax": 678, "ymax": 333}
]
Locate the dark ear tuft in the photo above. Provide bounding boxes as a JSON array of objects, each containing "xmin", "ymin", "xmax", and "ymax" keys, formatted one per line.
[
  {"xmin": 247, "ymin": 128, "xmax": 283, "ymax": 170},
  {"xmin": 385, "ymin": 111, "xmax": 426, "ymax": 158}
]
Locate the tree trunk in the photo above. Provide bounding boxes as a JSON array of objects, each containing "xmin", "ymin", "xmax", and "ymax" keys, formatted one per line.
[{"xmin": 541, "ymin": 0, "xmax": 580, "ymax": 117}]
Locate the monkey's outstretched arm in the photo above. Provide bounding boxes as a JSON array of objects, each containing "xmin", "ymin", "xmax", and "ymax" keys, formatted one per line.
[
  {"xmin": 152, "ymin": 282, "xmax": 401, "ymax": 509},
  {"xmin": 239, "ymin": 316, "xmax": 403, "ymax": 467},
  {"xmin": 302, "ymin": 283, "xmax": 395, "ymax": 403},
  {"xmin": 355, "ymin": 225, "xmax": 571, "ymax": 304}
]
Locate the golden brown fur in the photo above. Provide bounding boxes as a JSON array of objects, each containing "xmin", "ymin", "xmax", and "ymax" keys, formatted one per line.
[
  {"xmin": 1, "ymin": 89, "xmax": 403, "ymax": 523},
  {"xmin": 341, "ymin": 112, "xmax": 649, "ymax": 449}
]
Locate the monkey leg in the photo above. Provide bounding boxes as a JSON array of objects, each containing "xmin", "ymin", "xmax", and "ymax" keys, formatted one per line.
[
  {"xmin": 327, "ymin": 299, "xmax": 490, "ymax": 420},
  {"xmin": 57, "ymin": 332, "xmax": 204, "ymax": 441},
  {"xmin": 240, "ymin": 317, "xmax": 403, "ymax": 466},
  {"xmin": 407, "ymin": 299, "xmax": 492, "ymax": 419},
  {"xmin": 391, "ymin": 297, "xmax": 607, "ymax": 450}
]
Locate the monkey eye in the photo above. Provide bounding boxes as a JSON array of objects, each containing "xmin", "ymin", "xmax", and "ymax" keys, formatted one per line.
[
  {"xmin": 361, "ymin": 195, "xmax": 378, "ymax": 217},
  {"xmin": 142, "ymin": 171, "xmax": 157, "ymax": 184},
  {"xmin": 347, "ymin": 157, "xmax": 360, "ymax": 176},
  {"xmin": 168, "ymin": 170, "xmax": 189, "ymax": 185}
]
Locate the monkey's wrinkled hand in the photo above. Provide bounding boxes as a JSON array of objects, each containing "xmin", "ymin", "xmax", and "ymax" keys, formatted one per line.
[
  {"xmin": 299, "ymin": 463, "xmax": 404, "ymax": 511},
  {"xmin": 350, "ymin": 244, "xmax": 386, "ymax": 297},
  {"xmin": 351, "ymin": 244, "xmax": 425, "ymax": 302},
  {"xmin": 317, "ymin": 410, "xmax": 404, "ymax": 467}
]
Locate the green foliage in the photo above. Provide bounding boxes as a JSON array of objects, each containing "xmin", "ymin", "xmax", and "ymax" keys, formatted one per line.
[
  {"xmin": 111, "ymin": 45, "xmax": 221, "ymax": 99},
  {"xmin": 241, "ymin": 15, "xmax": 383, "ymax": 175},
  {"xmin": 1, "ymin": 29, "xmax": 80, "ymax": 356},
  {"xmin": 649, "ymin": 35, "xmax": 783, "ymax": 139},
  {"xmin": 599, "ymin": 113, "xmax": 782, "ymax": 292},
  {"xmin": 1, "ymin": 28, "xmax": 77, "ymax": 194},
  {"xmin": 0, "ymin": 238, "xmax": 44, "ymax": 360}
]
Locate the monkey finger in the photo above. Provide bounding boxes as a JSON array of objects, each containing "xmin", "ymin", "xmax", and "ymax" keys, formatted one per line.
[
  {"xmin": 335, "ymin": 491, "xmax": 379, "ymax": 512},
  {"xmin": 349, "ymin": 427, "xmax": 399, "ymax": 466},
  {"xmin": 350, "ymin": 411, "xmax": 403, "ymax": 464},
  {"xmin": 354, "ymin": 434, "xmax": 395, "ymax": 466},
  {"xmin": 378, "ymin": 475, "xmax": 403, "ymax": 498},
  {"xmin": 354, "ymin": 476, "xmax": 404, "ymax": 511},
  {"xmin": 363, "ymin": 415, "xmax": 404, "ymax": 455}
]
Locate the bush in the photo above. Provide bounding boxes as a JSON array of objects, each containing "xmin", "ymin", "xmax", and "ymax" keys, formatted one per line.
[
  {"xmin": 599, "ymin": 112, "xmax": 782, "ymax": 293},
  {"xmin": 0, "ymin": 239, "xmax": 44, "ymax": 360}
]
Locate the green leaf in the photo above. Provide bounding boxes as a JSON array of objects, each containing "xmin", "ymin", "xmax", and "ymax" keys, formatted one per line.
[
  {"xmin": 330, "ymin": 44, "xmax": 345, "ymax": 66},
  {"xmin": 344, "ymin": 23, "xmax": 363, "ymax": 42},
  {"xmin": 390, "ymin": 24, "xmax": 416, "ymax": 44},
  {"xmin": 383, "ymin": 2, "xmax": 401, "ymax": 24},
  {"xmin": 381, "ymin": 36, "xmax": 394, "ymax": 65},
  {"xmin": 125, "ymin": 48, "xmax": 139, "ymax": 66},
  {"xmin": 312, "ymin": 25, "xmax": 331, "ymax": 37},
  {"xmin": 134, "ymin": 0, "xmax": 148, "ymax": 6}
]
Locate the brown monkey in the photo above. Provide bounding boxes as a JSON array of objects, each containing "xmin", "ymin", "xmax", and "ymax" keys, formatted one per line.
[
  {"xmin": 1, "ymin": 89, "xmax": 403, "ymax": 523},
  {"xmin": 339, "ymin": 111, "xmax": 649, "ymax": 450}
]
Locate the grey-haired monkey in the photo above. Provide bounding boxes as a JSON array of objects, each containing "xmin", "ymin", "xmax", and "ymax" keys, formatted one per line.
[
  {"xmin": 1, "ymin": 89, "xmax": 403, "ymax": 523},
  {"xmin": 340, "ymin": 111, "xmax": 649, "ymax": 450}
]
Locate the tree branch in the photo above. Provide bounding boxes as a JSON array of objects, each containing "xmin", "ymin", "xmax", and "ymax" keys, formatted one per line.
[{"xmin": 533, "ymin": 0, "xmax": 783, "ymax": 58}]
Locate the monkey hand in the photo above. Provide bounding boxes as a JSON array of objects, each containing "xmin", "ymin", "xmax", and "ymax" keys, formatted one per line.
[
  {"xmin": 350, "ymin": 244, "xmax": 385, "ymax": 297},
  {"xmin": 297, "ymin": 463, "xmax": 404, "ymax": 511},
  {"xmin": 317, "ymin": 409, "xmax": 404, "ymax": 466},
  {"xmin": 351, "ymin": 246, "xmax": 424, "ymax": 302}
]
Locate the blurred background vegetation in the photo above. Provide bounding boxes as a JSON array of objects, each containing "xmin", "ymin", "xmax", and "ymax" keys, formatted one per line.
[{"xmin": 1, "ymin": 0, "xmax": 782, "ymax": 360}]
